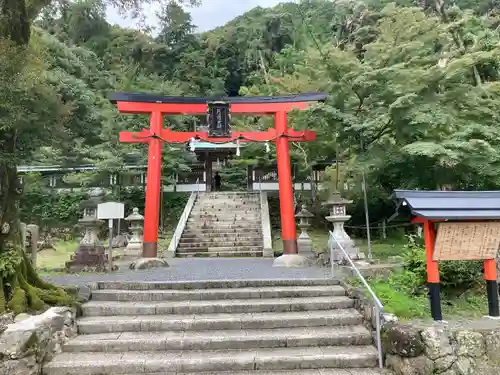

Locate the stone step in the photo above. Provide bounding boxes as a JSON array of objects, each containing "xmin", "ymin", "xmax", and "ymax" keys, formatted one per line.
[
  {"xmin": 77, "ymin": 309, "xmax": 363, "ymax": 334},
  {"xmin": 196, "ymin": 197, "xmax": 259, "ymax": 201},
  {"xmin": 97, "ymin": 279, "xmax": 337, "ymax": 290},
  {"xmin": 185, "ymin": 224, "xmax": 262, "ymax": 230},
  {"xmin": 97, "ymin": 370, "xmax": 383, "ymax": 375},
  {"xmin": 196, "ymin": 202, "xmax": 260, "ymax": 206},
  {"xmin": 176, "ymin": 251, "xmax": 264, "ymax": 258},
  {"xmin": 191, "ymin": 209, "xmax": 261, "ymax": 214},
  {"xmin": 177, "ymin": 241, "xmax": 263, "ymax": 248},
  {"xmin": 189, "ymin": 213, "xmax": 261, "ymax": 218},
  {"xmin": 179, "ymin": 236, "xmax": 263, "ymax": 243},
  {"xmin": 176, "ymin": 246, "xmax": 264, "ymax": 253},
  {"xmin": 191, "ymin": 203, "xmax": 261, "ymax": 214},
  {"xmin": 197, "ymin": 203, "xmax": 260, "ymax": 205},
  {"xmin": 81, "ymin": 295, "xmax": 354, "ymax": 316},
  {"xmin": 182, "ymin": 229, "xmax": 262, "ymax": 235},
  {"xmin": 91, "ymin": 285, "xmax": 346, "ymax": 302},
  {"xmin": 64, "ymin": 326, "xmax": 372, "ymax": 353},
  {"xmin": 200, "ymin": 191, "xmax": 259, "ymax": 197},
  {"xmin": 183, "ymin": 229, "xmax": 261, "ymax": 234},
  {"xmin": 187, "ymin": 218, "xmax": 261, "ymax": 223},
  {"xmin": 44, "ymin": 346, "xmax": 378, "ymax": 374},
  {"xmin": 176, "ymin": 247, "xmax": 263, "ymax": 254}
]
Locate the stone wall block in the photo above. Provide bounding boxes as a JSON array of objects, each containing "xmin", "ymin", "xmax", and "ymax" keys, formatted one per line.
[
  {"xmin": 0, "ymin": 306, "xmax": 76, "ymax": 375},
  {"xmin": 434, "ymin": 354, "xmax": 456, "ymax": 373},
  {"xmin": 452, "ymin": 356, "xmax": 476, "ymax": 375},
  {"xmin": 386, "ymin": 353, "xmax": 434, "ymax": 375},
  {"xmin": 421, "ymin": 326, "xmax": 454, "ymax": 360},
  {"xmin": 454, "ymin": 330, "xmax": 485, "ymax": 358},
  {"xmin": 0, "ymin": 356, "xmax": 37, "ymax": 375},
  {"xmin": 383, "ymin": 324, "xmax": 425, "ymax": 357},
  {"xmin": 484, "ymin": 330, "xmax": 500, "ymax": 361}
]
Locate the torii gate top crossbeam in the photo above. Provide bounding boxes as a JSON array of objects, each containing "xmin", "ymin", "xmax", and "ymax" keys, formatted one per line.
[{"xmin": 110, "ymin": 92, "xmax": 328, "ymax": 115}]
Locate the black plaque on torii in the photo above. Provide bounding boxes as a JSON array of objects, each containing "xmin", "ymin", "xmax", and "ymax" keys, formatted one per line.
[{"xmin": 207, "ymin": 101, "xmax": 231, "ymax": 138}]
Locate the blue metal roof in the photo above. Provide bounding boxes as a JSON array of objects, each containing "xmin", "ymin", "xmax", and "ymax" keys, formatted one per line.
[{"xmin": 391, "ymin": 190, "xmax": 500, "ymax": 220}]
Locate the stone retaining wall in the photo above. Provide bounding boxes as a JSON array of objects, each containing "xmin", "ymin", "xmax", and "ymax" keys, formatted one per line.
[
  {"xmin": 342, "ymin": 280, "xmax": 500, "ymax": 375},
  {"xmin": 341, "ymin": 280, "xmax": 399, "ymax": 332},
  {"xmin": 383, "ymin": 320, "xmax": 500, "ymax": 375},
  {"xmin": 0, "ymin": 306, "xmax": 77, "ymax": 375}
]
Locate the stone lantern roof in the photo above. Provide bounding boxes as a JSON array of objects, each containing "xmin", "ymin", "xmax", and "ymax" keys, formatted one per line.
[{"xmin": 295, "ymin": 204, "xmax": 314, "ymax": 218}]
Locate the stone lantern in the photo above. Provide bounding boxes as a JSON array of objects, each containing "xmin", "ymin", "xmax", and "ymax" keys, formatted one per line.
[
  {"xmin": 295, "ymin": 204, "xmax": 315, "ymax": 259},
  {"xmin": 66, "ymin": 197, "xmax": 106, "ymax": 271},
  {"xmin": 124, "ymin": 207, "xmax": 144, "ymax": 256},
  {"xmin": 323, "ymin": 192, "xmax": 361, "ymax": 263}
]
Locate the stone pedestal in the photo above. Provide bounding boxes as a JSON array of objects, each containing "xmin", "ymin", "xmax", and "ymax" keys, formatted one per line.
[
  {"xmin": 66, "ymin": 198, "xmax": 107, "ymax": 272},
  {"xmin": 124, "ymin": 208, "xmax": 144, "ymax": 257},
  {"xmin": 295, "ymin": 204, "xmax": 315, "ymax": 259},
  {"xmin": 323, "ymin": 193, "xmax": 362, "ymax": 264}
]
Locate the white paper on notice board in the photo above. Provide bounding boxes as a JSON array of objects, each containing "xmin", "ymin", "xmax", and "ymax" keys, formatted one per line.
[{"xmin": 97, "ymin": 202, "xmax": 125, "ymax": 220}]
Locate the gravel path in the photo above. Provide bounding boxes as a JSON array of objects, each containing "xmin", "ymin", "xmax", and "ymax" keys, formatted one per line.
[{"xmin": 43, "ymin": 258, "xmax": 331, "ymax": 287}]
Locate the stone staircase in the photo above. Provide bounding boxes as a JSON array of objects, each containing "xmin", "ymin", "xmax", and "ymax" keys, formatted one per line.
[
  {"xmin": 177, "ymin": 192, "xmax": 264, "ymax": 258},
  {"xmin": 43, "ymin": 279, "xmax": 382, "ymax": 375}
]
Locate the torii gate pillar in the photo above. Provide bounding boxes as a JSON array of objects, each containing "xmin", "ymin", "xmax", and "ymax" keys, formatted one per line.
[{"xmin": 274, "ymin": 112, "xmax": 298, "ymax": 256}]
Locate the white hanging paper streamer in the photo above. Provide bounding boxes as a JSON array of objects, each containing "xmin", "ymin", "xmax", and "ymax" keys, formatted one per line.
[
  {"xmin": 189, "ymin": 137, "xmax": 196, "ymax": 152},
  {"xmin": 265, "ymin": 142, "xmax": 270, "ymax": 153},
  {"xmin": 236, "ymin": 139, "xmax": 241, "ymax": 157}
]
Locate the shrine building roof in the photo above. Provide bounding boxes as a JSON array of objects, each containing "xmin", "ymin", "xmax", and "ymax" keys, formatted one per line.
[
  {"xmin": 391, "ymin": 189, "xmax": 500, "ymax": 220},
  {"xmin": 110, "ymin": 92, "xmax": 328, "ymax": 104}
]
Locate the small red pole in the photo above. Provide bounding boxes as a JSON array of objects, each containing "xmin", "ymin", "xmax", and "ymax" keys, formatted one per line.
[
  {"xmin": 143, "ymin": 111, "xmax": 163, "ymax": 258},
  {"xmin": 484, "ymin": 259, "xmax": 499, "ymax": 317},
  {"xmin": 275, "ymin": 111, "xmax": 298, "ymax": 254},
  {"xmin": 423, "ymin": 220, "xmax": 442, "ymax": 320}
]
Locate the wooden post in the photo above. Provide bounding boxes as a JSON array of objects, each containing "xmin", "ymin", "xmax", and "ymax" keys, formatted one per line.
[
  {"xmin": 423, "ymin": 220, "xmax": 442, "ymax": 321},
  {"xmin": 484, "ymin": 259, "xmax": 499, "ymax": 317}
]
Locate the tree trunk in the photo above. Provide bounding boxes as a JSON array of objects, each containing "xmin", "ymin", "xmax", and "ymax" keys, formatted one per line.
[{"xmin": 0, "ymin": 0, "xmax": 74, "ymax": 314}]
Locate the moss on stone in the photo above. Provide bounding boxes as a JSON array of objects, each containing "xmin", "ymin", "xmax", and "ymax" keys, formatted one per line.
[
  {"xmin": 2, "ymin": 250, "xmax": 76, "ymax": 314},
  {"xmin": 0, "ymin": 277, "xmax": 6, "ymax": 313},
  {"xmin": 8, "ymin": 285, "xmax": 27, "ymax": 314},
  {"xmin": 20, "ymin": 331, "xmax": 40, "ymax": 354}
]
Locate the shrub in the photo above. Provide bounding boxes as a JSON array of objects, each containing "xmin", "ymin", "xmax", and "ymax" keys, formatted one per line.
[{"xmin": 401, "ymin": 234, "xmax": 483, "ymax": 294}]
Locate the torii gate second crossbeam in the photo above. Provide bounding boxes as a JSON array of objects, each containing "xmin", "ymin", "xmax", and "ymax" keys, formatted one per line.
[{"xmin": 111, "ymin": 92, "xmax": 328, "ymax": 266}]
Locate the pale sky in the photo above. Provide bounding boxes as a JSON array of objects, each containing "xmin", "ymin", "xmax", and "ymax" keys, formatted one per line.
[{"xmin": 106, "ymin": 0, "xmax": 297, "ymax": 32}]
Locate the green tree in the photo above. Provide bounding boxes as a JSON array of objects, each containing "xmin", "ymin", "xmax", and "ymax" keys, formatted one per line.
[{"xmin": 0, "ymin": 0, "xmax": 200, "ymax": 313}]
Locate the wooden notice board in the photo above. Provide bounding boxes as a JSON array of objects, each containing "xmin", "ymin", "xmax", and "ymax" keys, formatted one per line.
[{"xmin": 434, "ymin": 222, "xmax": 500, "ymax": 261}]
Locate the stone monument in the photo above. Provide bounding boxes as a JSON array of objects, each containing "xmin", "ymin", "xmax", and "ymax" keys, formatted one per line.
[
  {"xmin": 66, "ymin": 197, "xmax": 107, "ymax": 272},
  {"xmin": 124, "ymin": 207, "xmax": 144, "ymax": 256},
  {"xmin": 26, "ymin": 224, "xmax": 40, "ymax": 267},
  {"xmin": 323, "ymin": 192, "xmax": 362, "ymax": 264},
  {"xmin": 295, "ymin": 204, "xmax": 315, "ymax": 259}
]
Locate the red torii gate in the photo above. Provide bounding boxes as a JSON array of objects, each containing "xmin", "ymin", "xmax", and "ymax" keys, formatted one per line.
[{"xmin": 111, "ymin": 92, "xmax": 327, "ymax": 263}]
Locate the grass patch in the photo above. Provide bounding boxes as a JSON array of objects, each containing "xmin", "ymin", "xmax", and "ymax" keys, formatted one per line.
[
  {"xmin": 357, "ymin": 237, "xmax": 407, "ymax": 260},
  {"xmin": 272, "ymin": 229, "xmax": 405, "ymax": 260},
  {"xmin": 350, "ymin": 236, "xmax": 490, "ymax": 321},
  {"xmin": 360, "ymin": 276, "xmax": 489, "ymax": 320},
  {"xmin": 37, "ymin": 240, "xmax": 78, "ymax": 270}
]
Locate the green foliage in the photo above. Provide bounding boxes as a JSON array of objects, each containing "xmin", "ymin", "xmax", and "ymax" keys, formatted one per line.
[
  {"xmin": 20, "ymin": 185, "xmax": 189, "ymax": 231},
  {"xmin": 0, "ymin": 248, "xmax": 22, "ymax": 279},
  {"xmin": 401, "ymin": 234, "xmax": 483, "ymax": 293},
  {"xmin": 353, "ymin": 233, "xmax": 486, "ymax": 318}
]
